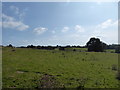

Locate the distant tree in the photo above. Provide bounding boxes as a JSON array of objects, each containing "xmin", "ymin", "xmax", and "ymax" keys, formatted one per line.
[
  {"xmin": 115, "ymin": 45, "xmax": 120, "ymax": 53},
  {"xmin": 107, "ymin": 44, "xmax": 118, "ymax": 49},
  {"xmin": 101, "ymin": 42, "xmax": 107, "ymax": 50},
  {"xmin": 37, "ymin": 45, "xmax": 42, "ymax": 49},
  {"xmin": 66, "ymin": 45, "xmax": 71, "ymax": 48},
  {"xmin": 56, "ymin": 45, "xmax": 59, "ymax": 48},
  {"xmin": 27, "ymin": 45, "xmax": 35, "ymax": 48},
  {"xmin": 47, "ymin": 46, "xmax": 55, "ymax": 50},
  {"xmin": 76, "ymin": 45, "xmax": 81, "ymax": 48},
  {"xmin": 86, "ymin": 37, "xmax": 107, "ymax": 52},
  {"xmin": 8, "ymin": 44, "xmax": 13, "ymax": 47},
  {"xmin": 20, "ymin": 46, "xmax": 26, "ymax": 48},
  {"xmin": 59, "ymin": 46, "xmax": 65, "ymax": 51}
]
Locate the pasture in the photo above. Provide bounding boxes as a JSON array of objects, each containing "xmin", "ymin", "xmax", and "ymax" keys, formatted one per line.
[{"xmin": 2, "ymin": 47, "xmax": 119, "ymax": 88}]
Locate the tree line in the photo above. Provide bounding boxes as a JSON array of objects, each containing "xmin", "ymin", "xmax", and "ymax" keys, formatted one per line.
[{"xmin": 6, "ymin": 37, "xmax": 120, "ymax": 53}]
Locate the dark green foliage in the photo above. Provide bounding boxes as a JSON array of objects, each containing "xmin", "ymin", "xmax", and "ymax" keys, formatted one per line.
[
  {"xmin": 27, "ymin": 45, "xmax": 36, "ymax": 48},
  {"xmin": 115, "ymin": 45, "xmax": 120, "ymax": 53},
  {"xmin": 59, "ymin": 47, "xmax": 65, "ymax": 51},
  {"xmin": 86, "ymin": 37, "xmax": 107, "ymax": 52},
  {"xmin": 8, "ymin": 44, "xmax": 13, "ymax": 47},
  {"xmin": 73, "ymin": 49, "xmax": 76, "ymax": 51},
  {"xmin": 107, "ymin": 44, "xmax": 119, "ymax": 49},
  {"xmin": 116, "ymin": 70, "xmax": 120, "ymax": 80},
  {"xmin": 112, "ymin": 64, "xmax": 118, "ymax": 71}
]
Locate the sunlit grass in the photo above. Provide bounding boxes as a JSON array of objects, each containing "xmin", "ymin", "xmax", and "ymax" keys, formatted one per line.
[{"xmin": 2, "ymin": 47, "xmax": 119, "ymax": 88}]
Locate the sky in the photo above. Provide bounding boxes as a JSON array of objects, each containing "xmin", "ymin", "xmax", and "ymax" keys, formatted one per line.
[{"xmin": 2, "ymin": 2, "xmax": 118, "ymax": 46}]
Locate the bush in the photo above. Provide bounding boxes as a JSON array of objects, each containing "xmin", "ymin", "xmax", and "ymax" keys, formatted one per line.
[
  {"xmin": 115, "ymin": 46, "xmax": 120, "ymax": 53},
  {"xmin": 112, "ymin": 64, "xmax": 118, "ymax": 71},
  {"xmin": 59, "ymin": 47, "xmax": 65, "ymax": 51},
  {"xmin": 116, "ymin": 71, "xmax": 120, "ymax": 80}
]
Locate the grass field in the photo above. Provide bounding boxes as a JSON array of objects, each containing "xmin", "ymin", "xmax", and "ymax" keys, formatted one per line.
[
  {"xmin": 0, "ymin": 47, "xmax": 2, "ymax": 89},
  {"xmin": 2, "ymin": 47, "xmax": 119, "ymax": 88}
]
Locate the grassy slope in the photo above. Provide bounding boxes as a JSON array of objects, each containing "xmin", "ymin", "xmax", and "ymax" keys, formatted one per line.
[{"xmin": 2, "ymin": 47, "xmax": 119, "ymax": 88}]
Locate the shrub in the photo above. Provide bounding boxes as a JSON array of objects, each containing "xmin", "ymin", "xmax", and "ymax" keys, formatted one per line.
[
  {"xmin": 112, "ymin": 64, "xmax": 118, "ymax": 71},
  {"xmin": 116, "ymin": 70, "xmax": 120, "ymax": 80}
]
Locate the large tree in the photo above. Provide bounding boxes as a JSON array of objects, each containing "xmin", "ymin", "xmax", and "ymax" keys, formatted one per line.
[{"xmin": 86, "ymin": 37, "xmax": 107, "ymax": 52}]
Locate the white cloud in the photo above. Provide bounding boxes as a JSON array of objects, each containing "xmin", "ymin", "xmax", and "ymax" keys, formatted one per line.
[
  {"xmin": 9, "ymin": 5, "xmax": 27, "ymax": 21},
  {"xmin": 93, "ymin": 19, "xmax": 118, "ymax": 37},
  {"xmin": 75, "ymin": 25, "xmax": 85, "ymax": 32},
  {"xmin": 10, "ymin": 5, "xmax": 19, "ymax": 15},
  {"xmin": 33, "ymin": 27, "xmax": 48, "ymax": 35},
  {"xmin": 19, "ymin": 12, "xmax": 26, "ymax": 21},
  {"xmin": 2, "ymin": 14, "xmax": 29, "ymax": 31},
  {"xmin": 97, "ymin": 19, "xmax": 117, "ymax": 29},
  {"xmin": 92, "ymin": 19, "xmax": 118, "ymax": 44},
  {"xmin": 16, "ymin": 22, "xmax": 29, "ymax": 31},
  {"xmin": 2, "ymin": 14, "xmax": 15, "ymax": 21},
  {"xmin": 62, "ymin": 27, "xmax": 69, "ymax": 32}
]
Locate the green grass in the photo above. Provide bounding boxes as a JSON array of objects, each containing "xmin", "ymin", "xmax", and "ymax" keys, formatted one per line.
[
  {"xmin": 2, "ymin": 47, "xmax": 119, "ymax": 88},
  {"xmin": 0, "ymin": 46, "xmax": 2, "ymax": 89},
  {"xmin": 105, "ymin": 49, "xmax": 115, "ymax": 53}
]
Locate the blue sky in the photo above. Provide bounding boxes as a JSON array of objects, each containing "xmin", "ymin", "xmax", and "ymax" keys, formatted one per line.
[{"xmin": 2, "ymin": 2, "xmax": 118, "ymax": 46}]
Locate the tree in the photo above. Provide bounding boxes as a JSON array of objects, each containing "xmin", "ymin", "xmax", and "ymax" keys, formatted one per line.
[
  {"xmin": 59, "ymin": 46, "xmax": 65, "ymax": 51},
  {"xmin": 86, "ymin": 37, "xmax": 107, "ymax": 52},
  {"xmin": 8, "ymin": 44, "xmax": 13, "ymax": 47},
  {"xmin": 27, "ymin": 45, "xmax": 35, "ymax": 48},
  {"xmin": 115, "ymin": 45, "xmax": 120, "ymax": 53}
]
